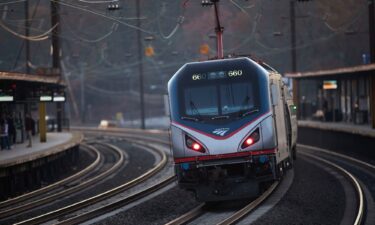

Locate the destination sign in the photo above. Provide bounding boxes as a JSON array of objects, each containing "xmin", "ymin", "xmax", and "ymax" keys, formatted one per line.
[{"xmin": 192, "ymin": 70, "xmax": 243, "ymax": 81}]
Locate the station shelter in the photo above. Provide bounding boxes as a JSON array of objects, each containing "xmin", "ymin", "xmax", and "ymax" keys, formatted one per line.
[
  {"xmin": 0, "ymin": 71, "xmax": 66, "ymax": 143},
  {"xmin": 285, "ymin": 64, "xmax": 375, "ymax": 129}
]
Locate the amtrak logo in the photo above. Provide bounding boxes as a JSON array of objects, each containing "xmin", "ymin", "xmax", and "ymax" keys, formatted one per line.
[{"xmin": 212, "ymin": 128, "xmax": 230, "ymax": 136}]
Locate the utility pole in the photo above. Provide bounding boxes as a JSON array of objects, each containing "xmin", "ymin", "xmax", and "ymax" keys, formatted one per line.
[
  {"xmin": 290, "ymin": 1, "xmax": 297, "ymax": 73},
  {"xmin": 290, "ymin": 0, "xmax": 300, "ymax": 119},
  {"xmin": 51, "ymin": 0, "xmax": 63, "ymax": 132},
  {"xmin": 136, "ymin": 0, "xmax": 145, "ymax": 129},
  {"xmin": 25, "ymin": 1, "xmax": 30, "ymax": 74},
  {"xmin": 369, "ymin": 0, "xmax": 375, "ymax": 128},
  {"xmin": 369, "ymin": 0, "xmax": 375, "ymax": 63},
  {"xmin": 80, "ymin": 63, "xmax": 85, "ymax": 124}
]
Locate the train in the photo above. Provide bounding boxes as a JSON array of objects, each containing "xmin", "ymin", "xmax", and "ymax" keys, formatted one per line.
[{"xmin": 167, "ymin": 57, "xmax": 297, "ymax": 202}]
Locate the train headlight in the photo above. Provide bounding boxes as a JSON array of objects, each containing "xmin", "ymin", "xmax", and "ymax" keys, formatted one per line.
[
  {"xmin": 185, "ymin": 135, "xmax": 206, "ymax": 153},
  {"xmin": 241, "ymin": 128, "xmax": 260, "ymax": 149},
  {"xmin": 245, "ymin": 138, "xmax": 254, "ymax": 145}
]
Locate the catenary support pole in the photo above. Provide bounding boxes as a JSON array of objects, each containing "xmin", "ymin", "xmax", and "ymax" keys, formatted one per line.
[
  {"xmin": 51, "ymin": 0, "xmax": 63, "ymax": 132},
  {"xmin": 136, "ymin": 0, "xmax": 146, "ymax": 129}
]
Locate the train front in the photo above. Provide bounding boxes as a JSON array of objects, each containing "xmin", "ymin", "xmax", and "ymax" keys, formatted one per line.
[{"xmin": 168, "ymin": 57, "xmax": 277, "ymax": 202}]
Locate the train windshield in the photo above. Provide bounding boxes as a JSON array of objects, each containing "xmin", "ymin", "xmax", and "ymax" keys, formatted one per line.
[{"xmin": 182, "ymin": 81, "xmax": 258, "ymax": 121}]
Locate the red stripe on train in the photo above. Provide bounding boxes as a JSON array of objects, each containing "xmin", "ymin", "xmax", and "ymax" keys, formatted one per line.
[{"xmin": 174, "ymin": 148, "xmax": 276, "ymax": 163}]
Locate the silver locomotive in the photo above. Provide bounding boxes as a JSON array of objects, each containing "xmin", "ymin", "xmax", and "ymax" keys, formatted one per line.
[{"xmin": 168, "ymin": 57, "xmax": 297, "ymax": 202}]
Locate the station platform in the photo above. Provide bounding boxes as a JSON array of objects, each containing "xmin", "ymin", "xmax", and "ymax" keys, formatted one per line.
[
  {"xmin": 0, "ymin": 132, "xmax": 83, "ymax": 168},
  {"xmin": 298, "ymin": 120, "xmax": 375, "ymax": 138},
  {"xmin": 0, "ymin": 132, "xmax": 83, "ymax": 200},
  {"xmin": 297, "ymin": 120, "xmax": 375, "ymax": 159}
]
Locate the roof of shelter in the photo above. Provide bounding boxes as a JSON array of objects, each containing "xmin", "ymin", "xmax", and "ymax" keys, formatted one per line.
[
  {"xmin": 285, "ymin": 63, "xmax": 375, "ymax": 79},
  {"xmin": 0, "ymin": 71, "xmax": 65, "ymax": 86}
]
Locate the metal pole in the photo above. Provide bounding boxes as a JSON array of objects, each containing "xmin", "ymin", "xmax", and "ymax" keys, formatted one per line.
[
  {"xmin": 370, "ymin": 0, "xmax": 375, "ymax": 128},
  {"xmin": 136, "ymin": 0, "xmax": 146, "ymax": 129},
  {"xmin": 25, "ymin": 0, "xmax": 30, "ymax": 74},
  {"xmin": 369, "ymin": 0, "xmax": 375, "ymax": 63},
  {"xmin": 290, "ymin": 1, "xmax": 300, "ymax": 119},
  {"xmin": 80, "ymin": 64, "xmax": 85, "ymax": 123},
  {"xmin": 290, "ymin": 0, "xmax": 297, "ymax": 72},
  {"xmin": 51, "ymin": 0, "xmax": 63, "ymax": 132},
  {"xmin": 39, "ymin": 102, "xmax": 47, "ymax": 142},
  {"xmin": 213, "ymin": 1, "xmax": 224, "ymax": 59}
]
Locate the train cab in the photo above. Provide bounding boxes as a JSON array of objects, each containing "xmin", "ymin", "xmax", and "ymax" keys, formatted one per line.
[{"xmin": 168, "ymin": 57, "xmax": 296, "ymax": 201}]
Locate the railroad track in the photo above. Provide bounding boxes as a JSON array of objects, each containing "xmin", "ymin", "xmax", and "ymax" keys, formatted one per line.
[
  {"xmin": 0, "ymin": 144, "xmax": 100, "ymax": 210},
  {"xmin": 4, "ymin": 128, "xmax": 366, "ymax": 225},
  {"xmin": 64, "ymin": 130, "xmax": 365, "ymax": 225},
  {"xmin": 299, "ymin": 145, "xmax": 374, "ymax": 225},
  {"xmin": 165, "ymin": 150, "xmax": 366, "ymax": 225},
  {"xmin": 0, "ymin": 142, "xmax": 125, "ymax": 220},
  {"xmin": 300, "ymin": 151, "xmax": 364, "ymax": 225},
  {"xmin": 12, "ymin": 131, "xmax": 171, "ymax": 225},
  {"xmin": 164, "ymin": 180, "xmax": 280, "ymax": 225}
]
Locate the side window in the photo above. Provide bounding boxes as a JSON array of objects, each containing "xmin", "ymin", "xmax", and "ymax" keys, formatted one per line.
[
  {"xmin": 271, "ymin": 83, "xmax": 279, "ymax": 106},
  {"xmin": 284, "ymin": 86, "xmax": 293, "ymax": 100}
]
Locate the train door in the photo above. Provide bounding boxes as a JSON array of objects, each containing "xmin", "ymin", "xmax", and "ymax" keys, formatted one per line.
[
  {"xmin": 270, "ymin": 77, "xmax": 289, "ymax": 162},
  {"xmin": 281, "ymin": 83, "xmax": 293, "ymax": 159}
]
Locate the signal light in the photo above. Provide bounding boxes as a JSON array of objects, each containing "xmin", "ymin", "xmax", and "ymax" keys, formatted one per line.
[
  {"xmin": 200, "ymin": 44, "xmax": 210, "ymax": 55},
  {"xmin": 186, "ymin": 135, "xmax": 206, "ymax": 153},
  {"xmin": 145, "ymin": 46, "xmax": 154, "ymax": 57},
  {"xmin": 241, "ymin": 128, "xmax": 260, "ymax": 149}
]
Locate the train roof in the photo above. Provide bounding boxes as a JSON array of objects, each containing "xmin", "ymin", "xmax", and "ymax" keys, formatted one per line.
[{"xmin": 177, "ymin": 57, "xmax": 273, "ymax": 72}]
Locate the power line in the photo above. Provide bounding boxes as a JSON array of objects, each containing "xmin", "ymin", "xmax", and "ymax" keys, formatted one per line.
[
  {"xmin": 55, "ymin": 0, "xmax": 154, "ymax": 35},
  {"xmin": 0, "ymin": 19, "xmax": 57, "ymax": 41}
]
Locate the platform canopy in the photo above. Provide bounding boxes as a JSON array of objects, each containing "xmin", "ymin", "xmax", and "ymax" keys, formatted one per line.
[
  {"xmin": 0, "ymin": 71, "xmax": 65, "ymax": 103},
  {"xmin": 0, "ymin": 71, "xmax": 65, "ymax": 86},
  {"xmin": 285, "ymin": 63, "xmax": 375, "ymax": 78}
]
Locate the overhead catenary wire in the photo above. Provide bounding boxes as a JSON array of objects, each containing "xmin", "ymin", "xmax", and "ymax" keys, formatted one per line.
[
  {"xmin": 156, "ymin": 1, "xmax": 186, "ymax": 40},
  {"xmin": 0, "ymin": 0, "xmax": 26, "ymax": 6},
  {"xmin": 252, "ymin": 0, "xmax": 367, "ymax": 55},
  {"xmin": 77, "ymin": 0, "xmax": 119, "ymax": 4},
  {"xmin": 61, "ymin": 14, "xmax": 118, "ymax": 43},
  {"xmin": 230, "ymin": 0, "xmax": 249, "ymax": 15},
  {"xmin": 0, "ymin": 19, "xmax": 57, "ymax": 41},
  {"xmin": 55, "ymin": 0, "xmax": 154, "ymax": 35}
]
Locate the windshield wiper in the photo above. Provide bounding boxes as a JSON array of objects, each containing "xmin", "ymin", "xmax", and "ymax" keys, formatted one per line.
[
  {"xmin": 239, "ymin": 108, "xmax": 259, "ymax": 118},
  {"xmin": 181, "ymin": 116, "xmax": 201, "ymax": 122},
  {"xmin": 241, "ymin": 96, "xmax": 250, "ymax": 111},
  {"xmin": 190, "ymin": 101, "xmax": 202, "ymax": 118},
  {"xmin": 211, "ymin": 115, "xmax": 230, "ymax": 120}
]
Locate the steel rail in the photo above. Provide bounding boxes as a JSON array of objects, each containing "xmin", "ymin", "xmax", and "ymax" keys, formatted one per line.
[
  {"xmin": 164, "ymin": 203, "xmax": 206, "ymax": 225},
  {"xmin": 301, "ymin": 151, "xmax": 364, "ymax": 225},
  {"xmin": 86, "ymin": 128, "xmax": 282, "ymax": 225},
  {"xmin": 217, "ymin": 181, "xmax": 279, "ymax": 225},
  {"xmin": 15, "ymin": 140, "xmax": 168, "ymax": 225},
  {"xmin": 56, "ymin": 176, "xmax": 176, "ymax": 225},
  {"xmin": 72, "ymin": 126, "xmax": 169, "ymax": 136},
  {"xmin": 298, "ymin": 144, "xmax": 375, "ymax": 170},
  {"xmin": 215, "ymin": 151, "xmax": 365, "ymax": 225},
  {"xmin": 0, "ymin": 142, "xmax": 124, "ymax": 219},
  {"xmin": 82, "ymin": 128, "xmax": 171, "ymax": 146},
  {"xmin": 77, "ymin": 128, "xmax": 286, "ymax": 225},
  {"xmin": 0, "ymin": 143, "xmax": 100, "ymax": 209},
  {"xmin": 164, "ymin": 181, "xmax": 279, "ymax": 225}
]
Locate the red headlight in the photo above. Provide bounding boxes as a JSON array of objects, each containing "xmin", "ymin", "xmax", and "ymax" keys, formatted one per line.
[
  {"xmin": 245, "ymin": 138, "xmax": 254, "ymax": 145},
  {"xmin": 241, "ymin": 128, "xmax": 260, "ymax": 149},
  {"xmin": 186, "ymin": 135, "xmax": 206, "ymax": 153}
]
